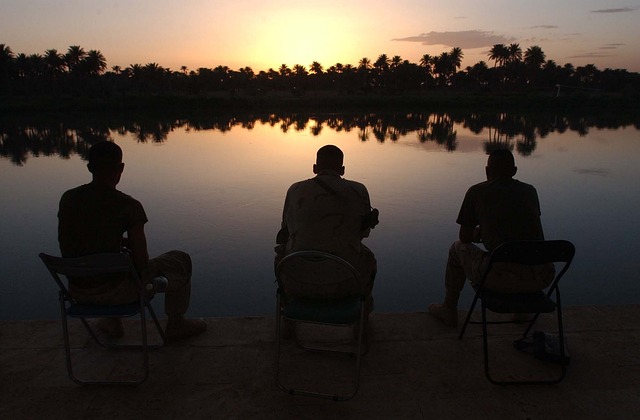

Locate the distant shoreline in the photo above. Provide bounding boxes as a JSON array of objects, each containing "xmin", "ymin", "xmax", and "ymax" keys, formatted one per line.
[{"xmin": 2, "ymin": 91, "xmax": 638, "ymax": 117}]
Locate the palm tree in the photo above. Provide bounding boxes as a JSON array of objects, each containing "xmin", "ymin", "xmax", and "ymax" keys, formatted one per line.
[
  {"xmin": 507, "ymin": 43, "xmax": 522, "ymax": 64},
  {"xmin": 240, "ymin": 66, "xmax": 254, "ymax": 79},
  {"xmin": 308, "ymin": 61, "xmax": 324, "ymax": 90},
  {"xmin": 43, "ymin": 49, "xmax": 65, "ymax": 77},
  {"xmin": 419, "ymin": 54, "xmax": 433, "ymax": 70},
  {"xmin": 466, "ymin": 61, "xmax": 489, "ymax": 86},
  {"xmin": 126, "ymin": 63, "xmax": 143, "ymax": 79},
  {"xmin": 374, "ymin": 54, "xmax": 390, "ymax": 71},
  {"xmin": 391, "ymin": 55, "xmax": 402, "ymax": 69},
  {"xmin": 25, "ymin": 53, "xmax": 45, "ymax": 79},
  {"xmin": 524, "ymin": 45, "xmax": 545, "ymax": 86},
  {"xmin": 575, "ymin": 64, "xmax": 600, "ymax": 86},
  {"xmin": 488, "ymin": 44, "xmax": 509, "ymax": 67},
  {"xmin": 15, "ymin": 53, "xmax": 28, "ymax": 78},
  {"xmin": 342, "ymin": 63, "xmax": 355, "ymax": 86},
  {"xmin": 84, "ymin": 50, "xmax": 107, "ymax": 76},
  {"xmin": 292, "ymin": 64, "xmax": 307, "ymax": 77},
  {"xmin": 524, "ymin": 45, "xmax": 545, "ymax": 70},
  {"xmin": 358, "ymin": 57, "xmax": 371, "ymax": 89},
  {"xmin": 309, "ymin": 61, "xmax": 323, "ymax": 75},
  {"xmin": 373, "ymin": 54, "xmax": 390, "ymax": 88},
  {"xmin": 0, "ymin": 43, "xmax": 14, "ymax": 66},
  {"xmin": 358, "ymin": 57, "xmax": 371, "ymax": 71},
  {"xmin": 449, "ymin": 47, "xmax": 464, "ymax": 71},
  {"xmin": 65, "ymin": 45, "xmax": 86, "ymax": 73},
  {"xmin": 419, "ymin": 54, "xmax": 434, "ymax": 88},
  {"xmin": 433, "ymin": 52, "xmax": 458, "ymax": 86},
  {"xmin": 278, "ymin": 64, "xmax": 290, "ymax": 77}
]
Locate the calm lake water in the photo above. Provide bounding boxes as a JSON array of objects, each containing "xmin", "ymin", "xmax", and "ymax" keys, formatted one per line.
[{"xmin": 1, "ymin": 112, "xmax": 639, "ymax": 319}]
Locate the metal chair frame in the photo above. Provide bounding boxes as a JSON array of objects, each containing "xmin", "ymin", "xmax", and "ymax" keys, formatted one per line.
[
  {"xmin": 458, "ymin": 240, "xmax": 575, "ymax": 385},
  {"xmin": 275, "ymin": 251, "xmax": 367, "ymax": 401},
  {"xmin": 39, "ymin": 252, "xmax": 165, "ymax": 385}
]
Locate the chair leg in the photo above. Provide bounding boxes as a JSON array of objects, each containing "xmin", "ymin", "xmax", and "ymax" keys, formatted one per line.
[
  {"xmin": 459, "ymin": 292, "xmax": 481, "ymax": 339},
  {"xmin": 145, "ymin": 303, "xmax": 166, "ymax": 347},
  {"xmin": 60, "ymin": 293, "xmax": 82, "ymax": 385},
  {"xmin": 553, "ymin": 289, "xmax": 567, "ymax": 383},
  {"xmin": 480, "ymin": 301, "xmax": 495, "ymax": 384},
  {"xmin": 61, "ymin": 303, "xmax": 159, "ymax": 385},
  {"xmin": 274, "ymin": 298, "xmax": 364, "ymax": 401},
  {"xmin": 274, "ymin": 294, "xmax": 290, "ymax": 395},
  {"xmin": 344, "ymin": 300, "xmax": 366, "ymax": 401},
  {"xmin": 483, "ymin": 302, "xmax": 567, "ymax": 384}
]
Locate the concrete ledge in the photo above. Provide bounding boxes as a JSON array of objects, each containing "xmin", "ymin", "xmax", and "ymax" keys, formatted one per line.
[{"xmin": 1, "ymin": 305, "xmax": 639, "ymax": 419}]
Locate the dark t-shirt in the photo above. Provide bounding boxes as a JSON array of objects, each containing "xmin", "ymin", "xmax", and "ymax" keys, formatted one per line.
[
  {"xmin": 457, "ymin": 178, "xmax": 544, "ymax": 252},
  {"xmin": 58, "ymin": 183, "xmax": 148, "ymax": 303}
]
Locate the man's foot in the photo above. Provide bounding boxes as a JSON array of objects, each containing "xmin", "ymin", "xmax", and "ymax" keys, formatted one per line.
[
  {"xmin": 165, "ymin": 318, "xmax": 207, "ymax": 343},
  {"xmin": 428, "ymin": 303, "xmax": 458, "ymax": 328},
  {"xmin": 97, "ymin": 318, "xmax": 125, "ymax": 338}
]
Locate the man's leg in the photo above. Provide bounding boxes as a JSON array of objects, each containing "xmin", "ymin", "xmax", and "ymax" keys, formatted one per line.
[
  {"xmin": 429, "ymin": 241, "xmax": 487, "ymax": 327},
  {"xmin": 149, "ymin": 250, "xmax": 206, "ymax": 342}
]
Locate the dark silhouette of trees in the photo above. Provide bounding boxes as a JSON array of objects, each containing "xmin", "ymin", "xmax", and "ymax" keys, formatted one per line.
[
  {"xmin": 0, "ymin": 43, "xmax": 638, "ymax": 98},
  {"xmin": 489, "ymin": 44, "xmax": 509, "ymax": 68},
  {"xmin": 84, "ymin": 50, "xmax": 108, "ymax": 76},
  {"xmin": 65, "ymin": 45, "xmax": 87, "ymax": 75},
  {"xmin": 358, "ymin": 57, "xmax": 371, "ymax": 91}
]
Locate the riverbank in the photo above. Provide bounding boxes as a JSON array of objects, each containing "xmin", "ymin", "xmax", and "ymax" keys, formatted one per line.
[
  {"xmin": 2, "ymin": 90, "xmax": 639, "ymax": 117},
  {"xmin": 2, "ymin": 305, "xmax": 638, "ymax": 419}
]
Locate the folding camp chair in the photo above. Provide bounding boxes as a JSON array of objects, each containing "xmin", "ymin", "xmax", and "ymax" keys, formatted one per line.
[
  {"xmin": 39, "ymin": 252, "xmax": 165, "ymax": 385},
  {"xmin": 458, "ymin": 240, "xmax": 575, "ymax": 385},
  {"xmin": 275, "ymin": 251, "xmax": 367, "ymax": 401}
]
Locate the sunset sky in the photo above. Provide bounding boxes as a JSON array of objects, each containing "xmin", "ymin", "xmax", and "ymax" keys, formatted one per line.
[{"xmin": 2, "ymin": 0, "xmax": 639, "ymax": 73}]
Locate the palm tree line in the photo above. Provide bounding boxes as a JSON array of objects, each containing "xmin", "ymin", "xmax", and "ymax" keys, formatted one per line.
[{"xmin": 1, "ymin": 43, "xmax": 638, "ymax": 96}]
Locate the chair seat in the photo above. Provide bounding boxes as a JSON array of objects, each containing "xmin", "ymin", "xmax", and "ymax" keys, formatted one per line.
[
  {"xmin": 283, "ymin": 296, "xmax": 362, "ymax": 324},
  {"xmin": 481, "ymin": 289, "xmax": 556, "ymax": 314},
  {"xmin": 67, "ymin": 302, "xmax": 142, "ymax": 318}
]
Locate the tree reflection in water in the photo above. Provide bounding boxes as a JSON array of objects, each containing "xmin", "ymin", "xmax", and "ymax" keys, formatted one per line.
[{"xmin": 1, "ymin": 111, "xmax": 638, "ymax": 165}]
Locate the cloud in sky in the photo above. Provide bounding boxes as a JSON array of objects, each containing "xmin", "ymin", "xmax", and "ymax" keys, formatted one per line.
[
  {"xmin": 532, "ymin": 25, "xmax": 558, "ymax": 29},
  {"xmin": 393, "ymin": 30, "xmax": 515, "ymax": 49},
  {"xmin": 600, "ymin": 43, "xmax": 625, "ymax": 50},
  {"xmin": 568, "ymin": 52, "xmax": 615, "ymax": 59},
  {"xmin": 591, "ymin": 7, "xmax": 637, "ymax": 13}
]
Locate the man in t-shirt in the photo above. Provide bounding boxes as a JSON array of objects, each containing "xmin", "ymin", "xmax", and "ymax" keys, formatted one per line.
[
  {"xmin": 58, "ymin": 141, "xmax": 206, "ymax": 342},
  {"xmin": 429, "ymin": 149, "xmax": 554, "ymax": 327},
  {"xmin": 275, "ymin": 145, "xmax": 378, "ymax": 298}
]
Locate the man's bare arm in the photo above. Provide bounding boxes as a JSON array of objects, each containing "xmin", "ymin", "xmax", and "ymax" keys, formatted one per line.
[{"xmin": 127, "ymin": 223, "xmax": 150, "ymax": 280}]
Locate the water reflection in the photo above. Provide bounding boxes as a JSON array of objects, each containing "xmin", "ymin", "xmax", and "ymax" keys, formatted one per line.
[
  {"xmin": 2, "ymin": 111, "xmax": 638, "ymax": 165},
  {"xmin": 2, "ymin": 111, "xmax": 640, "ymax": 320}
]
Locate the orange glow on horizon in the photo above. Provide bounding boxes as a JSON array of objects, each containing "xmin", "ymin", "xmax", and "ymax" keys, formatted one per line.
[{"xmin": 244, "ymin": 9, "xmax": 362, "ymax": 71}]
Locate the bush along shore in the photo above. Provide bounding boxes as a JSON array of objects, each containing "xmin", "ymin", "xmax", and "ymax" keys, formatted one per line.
[{"xmin": 1, "ymin": 90, "xmax": 639, "ymax": 117}]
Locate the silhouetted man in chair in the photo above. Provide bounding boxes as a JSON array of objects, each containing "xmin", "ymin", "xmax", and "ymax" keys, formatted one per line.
[
  {"xmin": 429, "ymin": 149, "xmax": 554, "ymax": 327},
  {"xmin": 275, "ymin": 145, "xmax": 378, "ymax": 301},
  {"xmin": 58, "ymin": 141, "xmax": 206, "ymax": 342}
]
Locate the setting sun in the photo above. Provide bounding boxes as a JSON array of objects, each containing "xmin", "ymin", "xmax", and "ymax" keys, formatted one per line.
[{"xmin": 248, "ymin": 8, "xmax": 361, "ymax": 70}]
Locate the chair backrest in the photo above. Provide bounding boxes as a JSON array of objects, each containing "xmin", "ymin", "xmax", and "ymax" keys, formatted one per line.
[
  {"xmin": 39, "ymin": 252, "xmax": 140, "ymax": 299},
  {"xmin": 485, "ymin": 240, "xmax": 575, "ymax": 293},
  {"xmin": 276, "ymin": 251, "xmax": 362, "ymax": 299},
  {"xmin": 489, "ymin": 240, "xmax": 575, "ymax": 266}
]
